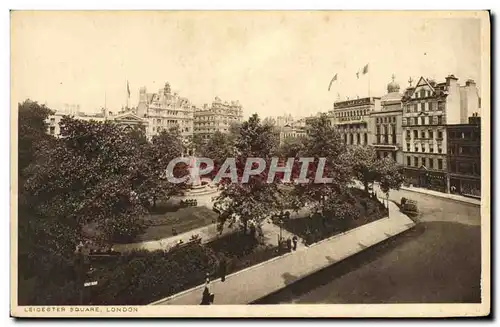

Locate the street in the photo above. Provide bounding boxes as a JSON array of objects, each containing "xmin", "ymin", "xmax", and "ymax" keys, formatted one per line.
[{"xmin": 254, "ymin": 189, "xmax": 481, "ymax": 304}]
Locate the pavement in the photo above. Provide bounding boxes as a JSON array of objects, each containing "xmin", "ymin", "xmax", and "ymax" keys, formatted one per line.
[
  {"xmin": 399, "ymin": 185, "xmax": 481, "ymax": 206},
  {"xmin": 256, "ymin": 187, "xmax": 482, "ymax": 304},
  {"xmin": 151, "ymin": 200, "xmax": 415, "ymax": 305}
]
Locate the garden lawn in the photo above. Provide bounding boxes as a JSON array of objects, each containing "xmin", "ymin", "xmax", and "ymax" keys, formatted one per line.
[
  {"xmin": 282, "ymin": 187, "xmax": 388, "ymax": 245},
  {"xmin": 135, "ymin": 205, "xmax": 218, "ymax": 242}
]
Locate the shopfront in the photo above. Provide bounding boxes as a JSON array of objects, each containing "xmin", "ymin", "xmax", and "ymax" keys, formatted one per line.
[
  {"xmin": 404, "ymin": 167, "xmax": 447, "ymax": 193},
  {"xmin": 450, "ymin": 176, "xmax": 481, "ymax": 198}
]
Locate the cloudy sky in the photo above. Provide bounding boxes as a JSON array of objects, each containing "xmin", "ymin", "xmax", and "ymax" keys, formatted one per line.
[{"xmin": 11, "ymin": 11, "xmax": 485, "ymax": 118}]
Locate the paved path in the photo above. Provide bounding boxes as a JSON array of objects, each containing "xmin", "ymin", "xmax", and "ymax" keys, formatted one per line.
[
  {"xmin": 151, "ymin": 201, "xmax": 414, "ymax": 305},
  {"xmin": 257, "ymin": 188, "xmax": 482, "ymax": 304}
]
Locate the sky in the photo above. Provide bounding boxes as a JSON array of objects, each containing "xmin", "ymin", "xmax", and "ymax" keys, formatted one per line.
[{"xmin": 11, "ymin": 11, "xmax": 485, "ymax": 119}]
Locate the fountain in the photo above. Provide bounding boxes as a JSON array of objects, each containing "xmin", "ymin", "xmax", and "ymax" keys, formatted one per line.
[{"xmin": 171, "ymin": 156, "xmax": 219, "ymax": 208}]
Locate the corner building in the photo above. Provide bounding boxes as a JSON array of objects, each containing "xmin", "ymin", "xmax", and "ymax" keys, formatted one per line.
[{"xmin": 401, "ymin": 75, "xmax": 480, "ymax": 193}]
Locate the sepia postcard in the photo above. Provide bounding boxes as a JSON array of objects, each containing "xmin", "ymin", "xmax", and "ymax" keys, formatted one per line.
[{"xmin": 10, "ymin": 10, "xmax": 491, "ymax": 318}]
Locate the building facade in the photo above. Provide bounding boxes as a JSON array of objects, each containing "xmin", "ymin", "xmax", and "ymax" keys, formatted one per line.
[
  {"xmin": 401, "ymin": 75, "xmax": 480, "ymax": 193},
  {"xmin": 137, "ymin": 82, "xmax": 194, "ymax": 139},
  {"xmin": 447, "ymin": 114, "xmax": 481, "ymax": 198},
  {"xmin": 369, "ymin": 76, "xmax": 403, "ymax": 163},
  {"xmin": 193, "ymin": 97, "xmax": 243, "ymax": 140},
  {"xmin": 331, "ymin": 97, "xmax": 381, "ymax": 146},
  {"xmin": 46, "ymin": 109, "xmax": 148, "ymax": 137}
]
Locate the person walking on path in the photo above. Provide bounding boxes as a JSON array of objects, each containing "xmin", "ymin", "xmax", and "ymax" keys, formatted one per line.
[
  {"xmin": 286, "ymin": 237, "xmax": 292, "ymax": 252},
  {"xmin": 219, "ymin": 256, "xmax": 227, "ymax": 282},
  {"xmin": 292, "ymin": 235, "xmax": 298, "ymax": 251}
]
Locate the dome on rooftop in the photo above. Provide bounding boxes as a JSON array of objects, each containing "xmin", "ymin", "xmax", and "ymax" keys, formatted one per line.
[{"xmin": 387, "ymin": 74, "xmax": 400, "ymax": 93}]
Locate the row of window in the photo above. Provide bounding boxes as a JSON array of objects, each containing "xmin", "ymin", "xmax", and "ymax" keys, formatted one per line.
[
  {"xmin": 406, "ymin": 130, "xmax": 443, "ymax": 140},
  {"xmin": 449, "ymin": 145, "xmax": 481, "ymax": 156},
  {"xmin": 406, "ymin": 156, "xmax": 443, "ymax": 170},
  {"xmin": 342, "ymin": 132, "xmax": 368, "ymax": 145},
  {"xmin": 449, "ymin": 160, "xmax": 481, "ymax": 176},
  {"xmin": 375, "ymin": 116, "xmax": 397, "ymax": 124},
  {"xmin": 376, "ymin": 134, "xmax": 397, "ymax": 145},
  {"xmin": 405, "ymin": 101, "xmax": 445, "ymax": 113},
  {"xmin": 195, "ymin": 115, "xmax": 240, "ymax": 121},
  {"xmin": 448, "ymin": 130, "xmax": 480, "ymax": 141},
  {"xmin": 335, "ymin": 109, "xmax": 369, "ymax": 118},
  {"xmin": 336, "ymin": 123, "xmax": 368, "ymax": 130},
  {"xmin": 406, "ymin": 143, "xmax": 442, "ymax": 153},
  {"xmin": 403, "ymin": 115, "xmax": 443, "ymax": 126}
]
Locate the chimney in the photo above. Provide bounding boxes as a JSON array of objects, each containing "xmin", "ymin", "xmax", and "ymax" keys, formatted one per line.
[
  {"xmin": 445, "ymin": 74, "xmax": 459, "ymax": 86},
  {"xmin": 466, "ymin": 79, "xmax": 476, "ymax": 87}
]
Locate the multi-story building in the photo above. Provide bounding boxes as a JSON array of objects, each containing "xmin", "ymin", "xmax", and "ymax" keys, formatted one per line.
[
  {"xmin": 193, "ymin": 97, "xmax": 243, "ymax": 140},
  {"xmin": 46, "ymin": 109, "xmax": 148, "ymax": 137},
  {"xmin": 369, "ymin": 76, "xmax": 403, "ymax": 163},
  {"xmin": 331, "ymin": 97, "xmax": 381, "ymax": 146},
  {"xmin": 401, "ymin": 75, "xmax": 480, "ymax": 192},
  {"xmin": 447, "ymin": 114, "xmax": 481, "ymax": 198},
  {"xmin": 137, "ymin": 82, "xmax": 194, "ymax": 139},
  {"xmin": 277, "ymin": 121, "xmax": 308, "ymax": 145}
]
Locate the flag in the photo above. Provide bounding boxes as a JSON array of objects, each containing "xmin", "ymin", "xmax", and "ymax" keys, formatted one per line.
[
  {"xmin": 362, "ymin": 64, "xmax": 369, "ymax": 74},
  {"xmin": 356, "ymin": 71, "xmax": 360, "ymax": 79},
  {"xmin": 127, "ymin": 81, "xmax": 131, "ymax": 98},
  {"xmin": 328, "ymin": 73, "xmax": 338, "ymax": 91}
]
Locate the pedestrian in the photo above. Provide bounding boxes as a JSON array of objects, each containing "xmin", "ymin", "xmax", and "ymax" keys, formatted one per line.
[
  {"xmin": 292, "ymin": 235, "xmax": 298, "ymax": 251},
  {"xmin": 200, "ymin": 286, "xmax": 211, "ymax": 305},
  {"xmin": 286, "ymin": 237, "xmax": 292, "ymax": 252},
  {"xmin": 205, "ymin": 272, "xmax": 210, "ymax": 286},
  {"xmin": 219, "ymin": 256, "xmax": 227, "ymax": 282}
]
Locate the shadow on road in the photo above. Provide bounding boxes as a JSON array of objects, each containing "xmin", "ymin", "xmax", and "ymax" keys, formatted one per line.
[{"xmin": 253, "ymin": 221, "xmax": 481, "ymax": 304}]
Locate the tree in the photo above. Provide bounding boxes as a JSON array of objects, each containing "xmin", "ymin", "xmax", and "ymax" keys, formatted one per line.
[
  {"xmin": 292, "ymin": 114, "xmax": 354, "ymax": 218},
  {"xmin": 146, "ymin": 127, "xmax": 188, "ymax": 208},
  {"xmin": 214, "ymin": 114, "xmax": 281, "ymax": 234},
  {"xmin": 201, "ymin": 131, "xmax": 235, "ymax": 177},
  {"xmin": 24, "ymin": 117, "xmax": 150, "ymax": 246},
  {"xmin": 377, "ymin": 156, "xmax": 404, "ymax": 201},
  {"xmin": 350, "ymin": 145, "xmax": 380, "ymax": 194}
]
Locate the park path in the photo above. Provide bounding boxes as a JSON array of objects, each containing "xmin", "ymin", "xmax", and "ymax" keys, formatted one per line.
[{"xmin": 151, "ymin": 200, "xmax": 415, "ymax": 305}]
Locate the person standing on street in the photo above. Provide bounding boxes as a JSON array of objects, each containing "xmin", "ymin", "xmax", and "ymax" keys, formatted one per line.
[
  {"xmin": 292, "ymin": 235, "xmax": 298, "ymax": 251},
  {"xmin": 219, "ymin": 256, "xmax": 227, "ymax": 282}
]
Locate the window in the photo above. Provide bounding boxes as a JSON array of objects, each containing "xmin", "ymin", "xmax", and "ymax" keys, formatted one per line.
[
  {"xmin": 413, "ymin": 130, "xmax": 418, "ymax": 138},
  {"xmin": 406, "ymin": 130, "xmax": 411, "ymax": 138},
  {"xmin": 49, "ymin": 126, "xmax": 55, "ymax": 135},
  {"xmin": 50, "ymin": 118, "xmax": 55, "ymax": 122},
  {"xmin": 429, "ymin": 145, "xmax": 434, "ymax": 153},
  {"xmin": 414, "ymin": 117, "xmax": 418, "ymax": 125},
  {"xmin": 438, "ymin": 159, "xmax": 443, "ymax": 170},
  {"xmin": 421, "ymin": 131, "xmax": 426, "ymax": 138},
  {"xmin": 402, "ymin": 118, "xmax": 407, "ymax": 126},
  {"xmin": 438, "ymin": 147, "xmax": 442, "ymax": 154},
  {"xmin": 420, "ymin": 103, "xmax": 425, "ymax": 111},
  {"xmin": 422, "ymin": 145, "xmax": 426, "ymax": 153},
  {"xmin": 364, "ymin": 133, "xmax": 368, "ymax": 144},
  {"xmin": 438, "ymin": 101, "xmax": 445, "ymax": 111},
  {"xmin": 421, "ymin": 116, "xmax": 425, "ymax": 125},
  {"xmin": 437, "ymin": 131, "xmax": 443, "ymax": 139},
  {"xmin": 407, "ymin": 157, "xmax": 411, "ymax": 166},
  {"xmin": 406, "ymin": 105, "xmax": 410, "ymax": 113},
  {"xmin": 406, "ymin": 143, "xmax": 411, "ymax": 151},
  {"xmin": 437, "ymin": 116, "xmax": 442, "ymax": 125},
  {"xmin": 422, "ymin": 157, "xmax": 426, "ymax": 167},
  {"xmin": 429, "ymin": 130, "xmax": 433, "ymax": 139},
  {"xmin": 414, "ymin": 157, "xmax": 419, "ymax": 166},
  {"xmin": 429, "ymin": 158, "xmax": 434, "ymax": 168},
  {"xmin": 415, "ymin": 145, "xmax": 419, "ymax": 152}
]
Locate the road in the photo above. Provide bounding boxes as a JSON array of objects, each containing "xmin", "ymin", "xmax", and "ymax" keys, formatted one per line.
[{"xmin": 254, "ymin": 188, "xmax": 481, "ymax": 304}]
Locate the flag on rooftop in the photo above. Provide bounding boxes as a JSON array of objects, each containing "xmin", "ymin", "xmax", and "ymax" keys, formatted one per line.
[{"xmin": 328, "ymin": 73, "xmax": 338, "ymax": 91}]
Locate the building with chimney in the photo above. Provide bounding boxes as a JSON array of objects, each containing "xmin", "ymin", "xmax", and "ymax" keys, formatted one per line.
[
  {"xmin": 369, "ymin": 75, "xmax": 404, "ymax": 163},
  {"xmin": 193, "ymin": 97, "xmax": 243, "ymax": 141},
  {"xmin": 137, "ymin": 82, "xmax": 194, "ymax": 139},
  {"xmin": 401, "ymin": 75, "xmax": 480, "ymax": 193}
]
